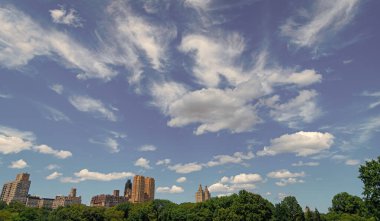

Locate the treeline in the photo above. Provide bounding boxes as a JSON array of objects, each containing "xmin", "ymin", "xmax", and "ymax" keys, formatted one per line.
[
  {"xmin": 0, "ymin": 191, "xmax": 375, "ymax": 221},
  {"xmin": 0, "ymin": 156, "xmax": 378, "ymax": 221}
]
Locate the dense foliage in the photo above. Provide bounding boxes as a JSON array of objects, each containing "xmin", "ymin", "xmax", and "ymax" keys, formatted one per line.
[
  {"xmin": 0, "ymin": 157, "xmax": 378, "ymax": 221},
  {"xmin": 359, "ymin": 156, "xmax": 380, "ymax": 220}
]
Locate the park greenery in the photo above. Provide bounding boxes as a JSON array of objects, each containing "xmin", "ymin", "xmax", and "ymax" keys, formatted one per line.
[{"xmin": 0, "ymin": 157, "xmax": 379, "ymax": 221}]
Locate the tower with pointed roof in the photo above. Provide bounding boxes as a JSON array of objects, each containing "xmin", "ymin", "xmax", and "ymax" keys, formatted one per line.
[{"xmin": 195, "ymin": 184, "xmax": 211, "ymax": 202}]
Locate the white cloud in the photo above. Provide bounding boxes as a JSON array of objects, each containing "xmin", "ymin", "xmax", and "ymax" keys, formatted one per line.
[
  {"xmin": 0, "ymin": 6, "xmax": 115, "ymax": 80},
  {"xmin": 149, "ymin": 31, "xmax": 322, "ymax": 135},
  {"xmin": 9, "ymin": 159, "xmax": 28, "ymax": 169},
  {"xmin": 278, "ymin": 192, "xmax": 288, "ymax": 200},
  {"xmin": 276, "ymin": 178, "xmax": 305, "ymax": 186},
  {"xmin": 61, "ymin": 169, "xmax": 134, "ymax": 183},
  {"xmin": 49, "ymin": 84, "xmax": 64, "ymax": 94},
  {"xmin": 134, "ymin": 157, "xmax": 151, "ymax": 169},
  {"xmin": 209, "ymin": 173, "xmax": 262, "ymax": 193},
  {"xmin": 257, "ymin": 131, "xmax": 334, "ymax": 157},
  {"xmin": 168, "ymin": 162, "xmax": 202, "ymax": 174},
  {"xmin": 46, "ymin": 164, "xmax": 60, "ymax": 170},
  {"xmin": 343, "ymin": 59, "xmax": 353, "ymax": 64},
  {"xmin": 361, "ymin": 91, "xmax": 380, "ymax": 110},
  {"xmin": 179, "ymin": 33, "xmax": 246, "ymax": 87},
  {"xmin": 292, "ymin": 161, "xmax": 320, "ymax": 167},
  {"xmin": 107, "ymin": 1, "xmax": 176, "ymax": 71},
  {"xmin": 268, "ymin": 90, "xmax": 321, "ymax": 127},
  {"xmin": 228, "ymin": 173, "xmax": 263, "ymax": 184},
  {"xmin": 105, "ymin": 138, "xmax": 120, "ymax": 153},
  {"xmin": 69, "ymin": 95, "xmax": 117, "ymax": 121},
  {"xmin": 206, "ymin": 151, "xmax": 254, "ymax": 167},
  {"xmin": 209, "ymin": 182, "xmax": 257, "ymax": 193},
  {"xmin": 281, "ymin": 0, "xmax": 360, "ymax": 47},
  {"xmin": 176, "ymin": 177, "xmax": 187, "ymax": 183},
  {"xmin": 46, "ymin": 171, "xmax": 62, "ymax": 180},
  {"xmin": 267, "ymin": 169, "xmax": 305, "ymax": 179},
  {"xmin": 166, "ymin": 88, "xmax": 261, "ymax": 135},
  {"xmin": 49, "ymin": 6, "xmax": 83, "ymax": 27},
  {"xmin": 33, "ymin": 144, "xmax": 72, "ymax": 159},
  {"xmin": 156, "ymin": 158, "xmax": 171, "ymax": 166},
  {"xmin": 138, "ymin": 145, "xmax": 157, "ymax": 152},
  {"xmin": 156, "ymin": 185, "xmax": 184, "ymax": 194},
  {"xmin": 0, "ymin": 126, "xmax": 34, "ymax": 154},
  {"xmin": 345, "ymin": 159, "xmax": 360, "ymax": 166},
  {"xmin": 184, "ymin": 0, "xmax": 211, "ymax": 10}
]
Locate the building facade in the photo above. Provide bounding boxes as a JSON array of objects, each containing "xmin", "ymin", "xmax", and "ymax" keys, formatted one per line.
[
  {"xmin": 131, "ymin": 175, "xmax": 155, "ymax": 203},
  {"xmin": 0, "ymin": 173, "xmax": 31, "ymax": 204},
  {"xmin": 90, "ymin": 190, "xmax": 129, "ymax": 208},
  {"xmin": 144, "ymin": 177, "xmax": 155, "ymax": 201},
  {"xmin": 124, "ymin": 179, "xmax": 132, "ymax": 198},
  {"xmin": 52, "ymin": 188, "xmax": 81, "ymax": 209},
  {"xmin": 195, "ymin": 184, "xmax": 211, "ymax": 203}
]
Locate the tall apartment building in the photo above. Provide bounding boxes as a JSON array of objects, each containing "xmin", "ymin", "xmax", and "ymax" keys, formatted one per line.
[
  {"xmin": 0, "ymin": 173, "xmax": 31, "ymax": 204},
  {"xmin": 144, "ymin": 177, "xmax": 155, "ymax": 201},
  {"xmin": 52, "ymin": 188, "xmax": 81, "ymax": 209},
  {"xmin": 195, "ymin": 184, "xmax": 211, "ymax": 203},
  {"xmin": 131, "ymin": 175, "xmax": 155, "ymax": 203},
  {"xmin": 90, "ymin": 190, "xmax": 129, "ymax": 208},
  {"xmin": 124, "ymin": 179, "xmax": 132, "ymax": 198}
]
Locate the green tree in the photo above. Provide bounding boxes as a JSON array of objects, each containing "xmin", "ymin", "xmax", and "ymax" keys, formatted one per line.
[
  {"xmin": 359, "ymin": 157, "xmax": 380, "ymax": 219},
  {"xmin": 313, "ymin": 209, "xmax": 321, "ymax": 221},
  {"xmin": 330, "ymin": 192, "xmax": 365, "ymax": 215},
  {"xmin": 305, "ymin": 206, "xmax": 313, "ymax": 221},
  {"xmin": 115, "ymin": 202, "xmax": 132, "ymax": 219},
  {"xmin": 275, "ymin": 196, "xmax": 305, "ymax": 221},
  {"xmin": 231, "ymin": 190, "xmax": 274, "ymax": 221},
  {"xmin": 0, "ymin": 201, "xmax": 7, "ymax": 210}
]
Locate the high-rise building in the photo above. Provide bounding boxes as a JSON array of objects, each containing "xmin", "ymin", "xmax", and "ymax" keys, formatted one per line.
[
  {"xmin": 52, "ymin": 188, "xmax": 81, "ymax": 209},
  {"xmin": 131, "ymin": 175, "xmax": 145, "ymax": 203},
  {"xmin": 204, "ymin": 186, "xmax": 210, "ymax": 201},
  {"xmin": 195, "ymin": 184, "xmax": 204, "ymax": 203},
  {"xmin": 124, "ymin": 179, "xmax": 132, "ymax": 198},
  {"xmin": 195, "ymin": 184, "xmax": 211, "ymax": 203},
  {"xmin": 0, "ymin": 173, "xmax": 31, "ymax": 204},
  {"xmin": 144, "ymin": 177, "xmax": 155, "ymax": 201},
  {"xmin": 90, "ymin": 190, "xmax": 129, "ymax": 208},
  {"xmin": 131, "ymin": 175, "xmax": 155, "ymax": 203}
]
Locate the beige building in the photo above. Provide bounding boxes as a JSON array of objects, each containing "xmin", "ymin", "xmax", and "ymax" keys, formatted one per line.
[
  {"xmin": 131, "ymin": 175, "xmax": 155, "ymax": 203},
  {"xmin": 38, "ymin": 198, "xmax": 54, "ymax": 209},
  {"xmin": 90, "ymin": 190, "xmax": 129, "ymax": 208},
  {"xmin": 52, "ymin": 188, "xmax": 81, "ymax": 209},
  {"xmin": 0, "ymin": 173, "xmax": 31, "ymax": 204},
  {"xmin": 195, "ymin": 184, "xmax": 211, "ymax": 203}
]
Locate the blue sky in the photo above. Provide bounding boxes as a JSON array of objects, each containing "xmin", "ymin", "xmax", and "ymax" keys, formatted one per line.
[{"xmin": 0, "ymin": 0, "xmax": 379, "ymax": 212}]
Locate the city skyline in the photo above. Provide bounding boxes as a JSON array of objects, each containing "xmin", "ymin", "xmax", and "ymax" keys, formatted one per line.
[{"xmin": 0, "ymin": 0, "xmax": 379, "ymax": 213}]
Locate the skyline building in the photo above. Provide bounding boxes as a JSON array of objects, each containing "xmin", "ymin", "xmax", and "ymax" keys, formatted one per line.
[
  {"xmin": 131, "ymin": 175, "xmax": 155, "ymax": 203},
  {"xmin": 52, "ymin": 188, "xmax": 81, "ymax": 209},
  {"xmin": 195, "ymin": 184, "xmax": 211, "ymax": 203},
  {"xmin": 124, "ymin": 179, "xmax": 132, "ymax": 198},
  {"xmin": 90, "ymin": 189, "xmax": 129, "ymax": 208},
  {"xmin": 0, "ymin": 173, "xmax": 31, "ymax": 204}
]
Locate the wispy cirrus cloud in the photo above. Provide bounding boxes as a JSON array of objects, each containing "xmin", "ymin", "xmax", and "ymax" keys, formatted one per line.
[
  {"xmin": 69, "ymin": 95, "xmax": 117, "ymax": 121},
  {"xmin": 0, "ymin": 6, "xmax": 115, "ymax": 80},
  {"xmin": 281, "ymin": 0, "xmax": 360, "ymax": 48}
]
